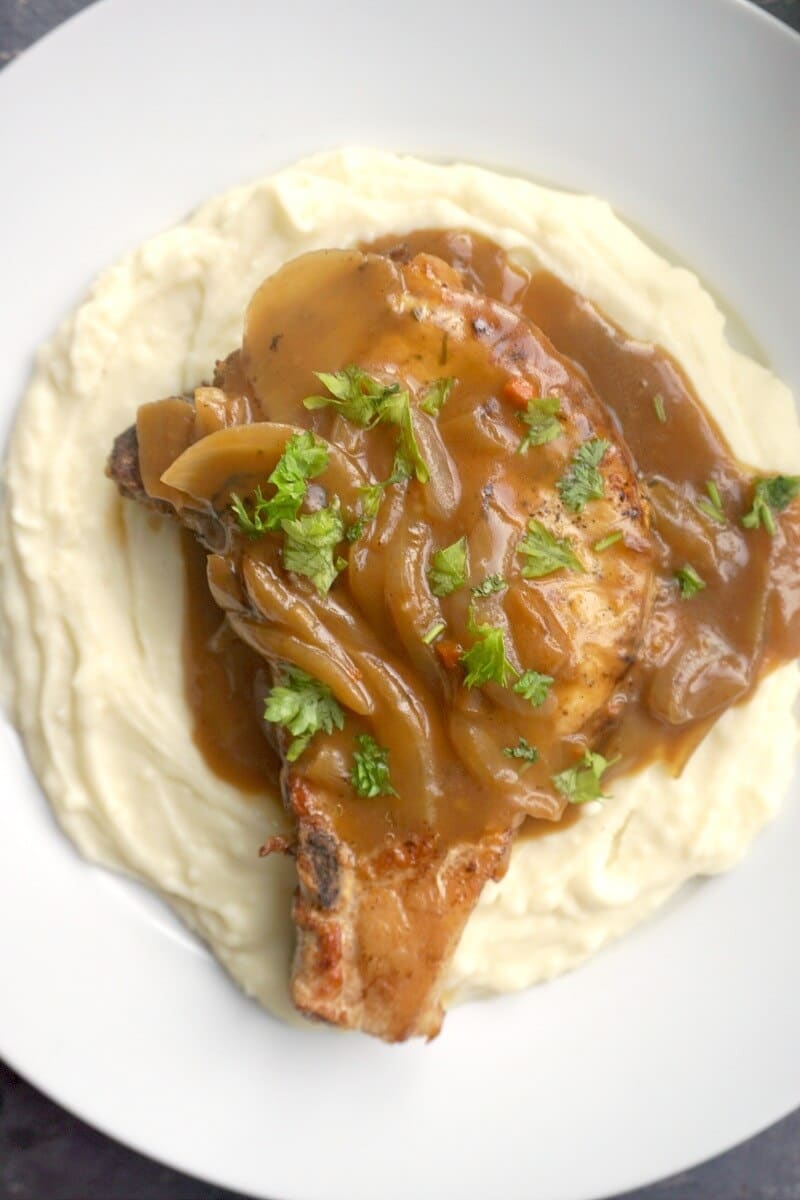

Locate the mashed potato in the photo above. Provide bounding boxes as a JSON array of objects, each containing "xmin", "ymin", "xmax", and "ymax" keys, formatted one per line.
[{"xmin": 1, "ymin": 148, "xmax": 798, "ymax": 1020}]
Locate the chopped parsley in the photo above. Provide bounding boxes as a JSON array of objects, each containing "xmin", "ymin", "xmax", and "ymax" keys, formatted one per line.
[
  {"xmin": 517, "ymin": 519, "xmax": 584, "ymax": 578},
  {"xmin": 517, "ymin": 396, "xmax": 563, "ymax": 453},
  {"xmin": 653, "ymin": 394, "xmax": 667, "ymax": 424},
  {"xmin": 422, "ymin": 621, "xmax": 446, "ymax": 645},
  {"xmin": 230, "ymin": 431, "xmax": 328, "ymax": 537},
  {"xmin": 420, "ymin": 377, "xmax": 455, "ymax": 416},
  {"xmin": 263, "ymin": 666, "xmax": 344, "ymax": 762},
  {"xmin": 304, "ymin": 363, "xmax": 429, "ymax": 482},
  {"xmin": 552, "ymin": 749, "xmax": 617, "ymax": 804},
  {"xmin": 471, "ymin": 574, "xmax": 507, "ymax": 597},
  {"xmin": 350, "ymin": 733, "xmax": 397, "ymax": 797},
  {"xmin": 344, "ymin": 518, "xmax": 367, "ymax": 544},
  {"xmin": 674, "ymin": 563, "xmax": 706, "ymax": 599},
  {"xmin": 345, "ymin": 480, "xmax": 389, "ymax": 542},
  {"xmin": 303, "ymin": 364, "xmax": 399, "ymax": 426},
  {"xmin": 380, "ymin": 387, "xmax": 430, "ymax": 483},
  {"xmin": 513, "ymin": 670, "xmax": 554, "ymax": 707},
  {"xmin": 460, "ymin": 606, "xmax": 517, "ymax": 689},
  {"xmin": 593, "ymin": 531, "xmax": 623, "ymax": 553},
  {"xmin": 741, "ymin": 475, "xmax": 800, "ymax": 535},
  {"xmin": 503, "ymin": 737, "xmax": 539, "ymax": 768},
  {"xmin": 558, "ymin": 438, "xmax": 610, "ymax": 512},
  {"xmin": 428, "ymin": 536, "xmax": 469, "ymax": 597},
  {"xmin": 282, "ymin": 499, "xmax": 346, "ymax": 596},
  {"xmin": 696, "ymin": 479, "xmax": 725, "ymax": 524}
]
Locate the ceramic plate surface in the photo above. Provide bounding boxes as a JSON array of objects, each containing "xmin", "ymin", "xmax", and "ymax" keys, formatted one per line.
[{"xmin": 1, "ymin": 2, "xmax": 799, "ymax": 1197}]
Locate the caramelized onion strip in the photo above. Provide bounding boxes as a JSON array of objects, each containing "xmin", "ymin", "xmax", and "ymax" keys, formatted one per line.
[
  {"xmin": 162, "ymin": 421, "xmax": 367, "ymax": 510},
  {"xmin": 381, "ymin": 518, "xmax": 444, "ymax": 692},
  {"xmin": 448, "ymin": 710, "xmax": 563, "ymax": 820},
  {"xmin": 242, "ymin": 554, "xmax": 446, "ymax": 798}
]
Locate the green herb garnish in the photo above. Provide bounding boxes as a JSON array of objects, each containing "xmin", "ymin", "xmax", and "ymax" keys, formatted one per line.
[
  {"xmin": 674, "ymin": 564, "xmax": 706, "ymax": 599},
  {"xmin": 741, "ymin": 475, "xmax": 800, "ymax": 535},
  {"xmin": 471, "ymin": 574, "xmax": 507, "ymax": 597},
  {"xmin": 344, "ymin": 481, "xmax": 389, "ymax": 542},
  {"xmin": 518, "ymin": 396, "xmax": 562, "ymax": 453},
  {"xmin": 460, "ymin": 606, "xmax": 517, "ymax": 689},
  {"xmin": 282, "ymin": 499, "xmax": 346, "ymax": 595},
  {"xmin": 558, "ymin": 438, "xmax": 610, "ymax": 512},
  {"xmin": 422, "ymin": 621, "xmax": 446, "ymax": 645},
  {"xmin": 428, "ymin": 536, "xmax": 469, "ymax": 597},
  {"xmin": 263, "ymin": 666, "xmax": 344, "ymax": 762},
  {"xmin": 303, "ymin": 365, "xmax": 400, "ymax": 426},
  {"xmin": 304, "ymin": 364, "xmax": 429, "ymax": 482},
  {"xmin": 503, "ymin": 737, "xmax": 539, "ymax": 769},
  {"xmin": 230, "ymin": 431, "xmax": 328, "ymax": 537},
  {"xmin": 696, "ymin": 479, "xmax": 725, "ymax": 524},
  {"xmin": 552, "ymin": 749, "xmax": 617, "ymax": 804},
  {"xmin": 512, "ymin": 670, "xmax": 554, "ymax": 707},
  {"xmin": 517, "ymin": 519, "xmax": 584, "ymax": 578},
  {"xmin": 653, "ymin": 394, "xmax": 667, "ymax": 424},
  {"xmin": 420, "ymin": 377, "xmax": 455, "ymax": 416},
  {"xmin": 380, "ymin": 387, "xmax": 430, "ymax": 483},
  {"xmin": 350, "ymin": 733, "xmax": 397, "ymax": 797},
  {"xmin": 593, "ymin": 531, "xmax": 623, "ymax": 553}
]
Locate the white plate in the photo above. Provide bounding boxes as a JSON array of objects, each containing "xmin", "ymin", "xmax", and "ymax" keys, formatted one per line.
[{"xmin": 1, "ymin": 2, "xmax": 799, "ymax": 1197}]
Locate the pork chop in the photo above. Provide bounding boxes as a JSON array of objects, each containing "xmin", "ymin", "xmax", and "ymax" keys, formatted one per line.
[{"xmin": 108, "ymin": 248, "xmax": 655, "ymax": 1040}]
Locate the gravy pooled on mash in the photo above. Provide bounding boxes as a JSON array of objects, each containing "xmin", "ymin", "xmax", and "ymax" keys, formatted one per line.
[
  {"xmin": 113, "ymin": 230, "xmax": 800, "ymax": 1041},
  {"xmin": 3, "ymin": 150, "xmax": 800, "ymax": 1042}
]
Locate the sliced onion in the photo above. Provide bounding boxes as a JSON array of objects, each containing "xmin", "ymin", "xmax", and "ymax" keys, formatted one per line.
[{"xmin": 161, "ymin": 421, "xmax": 366, "ymax": 509}]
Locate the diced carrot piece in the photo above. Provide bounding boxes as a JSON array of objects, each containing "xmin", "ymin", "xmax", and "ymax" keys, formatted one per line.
[
  {"xmin": 435, "ymin": 639, "xmax": 462, "ymax": 669},
  {"xmin": 503, "ymin": 377, "xmax": 536, "ymax": 409}
]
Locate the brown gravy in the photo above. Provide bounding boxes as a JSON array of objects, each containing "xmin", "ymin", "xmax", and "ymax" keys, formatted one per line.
[
  {"xmin": 178, "ymin": 229, "xmax": 800, "ymax": 833},
  {"xmin": 182, "ymin": 528, "xmax": 280, "ymax": 793}
]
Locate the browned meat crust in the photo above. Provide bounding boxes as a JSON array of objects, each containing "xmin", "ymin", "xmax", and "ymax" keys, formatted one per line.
[
  {"xmin": 106, "ymin": 425, "xmax": 147, "ymax": 502},
  {"xmin": 288, "ymin": 776, "xmax": 518, "ymax": 1040}
]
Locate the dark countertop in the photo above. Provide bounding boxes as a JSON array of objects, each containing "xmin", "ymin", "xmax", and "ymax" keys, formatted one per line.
[{"xmin": 1, "ymin": 1, "xmax": 799, "ymax": 1197}]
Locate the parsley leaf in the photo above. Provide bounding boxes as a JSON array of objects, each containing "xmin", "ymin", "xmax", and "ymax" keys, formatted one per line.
[
  {"xmin": 304, "ymin": 364, "xmax": 429, "ymax": 482},
  {"xmin": 653, "ymin": 394, "xmax": 667, "ymax": 424},
  {"xmin": 359, "ymin": 482, "xmax": 386, "ymax": 518},
  {"xmin": 380, "ymin": 388, "xmax": 430, "ymax": 483},
  {"xmin": 558, "ymin": 438, "xmax": 610, "ymax": 512},
  {"xmin": 422, "ymin": 621, "xmax": 446, "ymax": 645},
  {"xmin": 741, "ymin": 475, "xmax": 800, "ymax": 535},
  {"xmin": 230, "ymin": 431, "xmax": 328, "ymax": 537},
  {"xmin": 428, "ymin": 536, "xmax": 469, "ymax": 597},
  {"xmin": 593, "ymin": 531, "xmax": 623, "ymax": 553},
  {"xmin": 282, "ymin": 498, "xmax": 345, "ymax": 595},
  {"xmin": 420, "ymin": 377, "xmax": 455, "ymax": 416},
  {"xmin": 263, "ymin": 666, "xmax": 344, "ymax": 762},
  {"xmin": 350, "ymin": 733, "xmax": 397, "ymax": 797},
  {"xmin": 460, "ymin": 605, "xmax": 517, "ymax": 689},
  {"xmin": 230, "ymin": 488, "xmax": 272, "ymax": 538},
  {"xmin": 304, "ymin": 365, "xmax": 399, "ymax": 426},
  {"xmin": 518, "ymin": 396, "xmax": 562, "ymax": 453},
  {"xmin": 345, "ymin": 481, "xmax": 388, "ymax": 543},
  {"xmin": 344, "ymin": 518, "xmax": 366, "ymax": 544},
  {"xmin": 503, "ymin": 737, "xmax": 539, "ymax": 768},
  {"xmin": 513, "ymin": 670, "xmax": 554, "ymax": 707},
  {"xmin": 674, "ymin": 563, "xmax": 706, "ymax": 599},
  {"xmin": 517, "ymin": 519, "xmax": 584, "ymax": 578},
  {"xmin": 552, "ymin": 749, "xmax": 617, "ymax": 804},
  {"xmin": 697, "ymin": 479, "xmax": 725, "ymax": 524},
  {"xmin": 471, "ymin": 574, "xmax": 507, "ymax": 597}
]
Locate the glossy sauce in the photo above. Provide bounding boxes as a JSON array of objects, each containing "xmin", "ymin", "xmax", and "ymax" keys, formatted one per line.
[
  {"xmin": 173, "ymin": 230, "xmax": 800, "ymax": 840},
  {"xmin": 182, "ymin": 529, "xmax": 280, "ymax": 792}
]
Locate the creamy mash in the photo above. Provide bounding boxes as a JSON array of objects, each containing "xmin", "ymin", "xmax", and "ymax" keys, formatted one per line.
[{"xmin": 1, "ymin": 148, "xmax": 798, "ymax": 1020}]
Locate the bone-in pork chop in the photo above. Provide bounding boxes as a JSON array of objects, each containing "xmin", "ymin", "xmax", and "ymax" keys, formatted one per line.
[{"xmin": 108, "ymin": 249, "xmax": 655, "ymax": 1040}]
